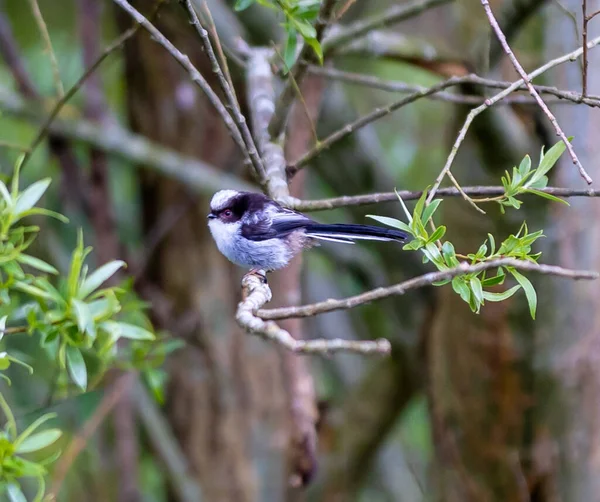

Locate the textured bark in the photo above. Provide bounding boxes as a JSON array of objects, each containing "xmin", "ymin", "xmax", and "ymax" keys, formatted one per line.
[{"xmin": 117, "ymin": 2, "xmax": 289, "ymax": 500}]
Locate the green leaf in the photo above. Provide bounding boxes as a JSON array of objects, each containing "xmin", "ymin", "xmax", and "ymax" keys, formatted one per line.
[
  {"xmin": 427, "ymin": 225, "xmax": 446, "ymax": 243},
  {"xmin": 366, "ymin": 215, "xmax": 411, "ymax": 233},
  {"xmin": 304, "ymin": 37, "xmax": 323, "ymax": 64},
  {"xmin": 0, "ymin": 180, "xmax": 12, "ymax": 206},
  {"xmin": 71, "ymin": 298, "xmax": 93, "ymax": 335},
  {"xmin": 13, "ymin": 413, "xmax": 57, "ymax": 450},
  {"xmin": 509, "ymin": 268, "xmax": 537, "ymax": 319},
  {"xmin": 524, "ymin": 188, "xmax": 570, "ymax": 205},
  {"xmin": 470, "ymin": 276, "xmax": 483, "ymax": 304},
  {"xmin": 234, "ymin": 0, "xmax": 255, "ymax": 10},
  {"xmin": 7, "ymin": 483, "xmax": 26, "ymax": 502},
  {"xmin": 421, "ymin": 199, "xmax": 442, "ymax": 225},
  {"xmin": 12, "ymin": 282, "xmax": 56, "ymax": 303},
  {"xmin": 481, "ymin": 273, "xmax": 506, "ymax": 287},
  {"xmin": 482, "ymin": 285, "xmax": 521, "ymax": 302},
  {"xmin": 402, "ymin": 239, "xmax": 423, "ymax": 251},
  {"xmin": 527, "ymin": 140, "xmax": 566, "ymax": 188},
  {"xmin": 79, "ymin": 260, "xmax": 126, "ymax": 299},
  {"xmin": 283, "ymin": 28, "xmax": 298, "ymax": 71},
  {"xmin": 108, "ymin": 322, "xmax": 155, "ymax": 341},
  {"xmin": 13, "ymin": 207, "xmax": 69, "ymax": 223},
  {"xmin": 16, "ymin": 254, "xmax": 58, "ymax": 274},
  {"xmin": 518, "ymin": 155, "xmax": 531, "ymax": 176},
  {"xmin": 451, "ymin": 276, "xmax": 471, "ymax": 303},
  {"xmin": 442, "ymin": 241, "xmax": 459, "ymax": 267},
  {"xmin": 413, "ymin": 189, "xmax": 428, "ymax": 222},
  {"xmin": 293, "ymin": 18, "xmax": 316, "ymax": 39},
  {"xmin": 66, "ymin": 345, "xmax": 87, "ymax": 390},
  {"xmin": 14, "ymin": 179, "xmax": 51, "ymax": 215},
  {"xmin": 15, "ymin": 429, "xmax": 61, "ymax": 453}
]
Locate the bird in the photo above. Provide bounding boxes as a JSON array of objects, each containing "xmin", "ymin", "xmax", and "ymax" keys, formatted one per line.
[{"xmin": 207, "ymin": 190, "xmax": 407, "ymax": 275}]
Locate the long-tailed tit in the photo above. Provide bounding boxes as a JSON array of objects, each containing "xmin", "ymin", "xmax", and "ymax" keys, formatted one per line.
[{"xmin": 207, "ymin": 190, "xmax": 407, "ymax": 273}]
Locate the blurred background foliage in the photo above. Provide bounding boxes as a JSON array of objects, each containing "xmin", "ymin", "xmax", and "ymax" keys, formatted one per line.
[{"xmin": 0, "ymin": 0, "xmax": 598, "ymax": 500}]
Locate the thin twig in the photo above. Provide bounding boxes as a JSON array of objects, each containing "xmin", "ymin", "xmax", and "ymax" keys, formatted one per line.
[
  {"xmin": 481, "ymin": 0, "xmax": 592, "ymax": 184},
  {"xmin": 21, "ymin": 25, "xmax": 138, "ymax": 168},
  {"xmin": 290, "ymin": 186, "xmax": 600, "ymax": 211},
  {"xmin": 426, "ymin": 34, "xmax": 600, "ymax": 204},
  {"xmin": 0, "ymin": 84, "xmax": 255, "ymax": 194},
  {"xmin": 267, "ymin": 0, "xmax": 337, "ymax": 139},
  {"xmin": 237, "ymin": 272, "xmax": 392, "ymax": 355},
  {"xmin": 27, "ymin": 0, "xmax": 64, "ymax": 97},
  {"xmin": 583, "ymin": 0, "xmax": 589, "ymax": 96},
  {"xmin": 287, "ymin": 76, "xmax": 465, "ymax": 176},
  {"xmin": 179, "ymin": 0, "xmax": 266, "ymax": 184},
  {"xmin": 307, "ymin": 65, "xmax": 600, "ymax": 106},
  {"xmin": 322, "ymin": 0, "xmax": 454, "ymax": 53},
  {"xmin": 113, "ymin": 0, "xmax": 260, "ymax": 178},
  {"xmin": 258, "ymin": 258, "xmax": 598, "ymax": 321}
]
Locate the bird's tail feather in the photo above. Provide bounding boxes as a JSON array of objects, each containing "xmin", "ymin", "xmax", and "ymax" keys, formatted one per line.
[{"xmin": 304, "ymin": 223, "xmax": 407, "ymax": 244}]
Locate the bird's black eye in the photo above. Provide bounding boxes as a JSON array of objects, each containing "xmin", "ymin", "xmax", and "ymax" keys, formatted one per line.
[{"xmin": 222, "ymin": 209, "xmax": 232, "ymax": 218}]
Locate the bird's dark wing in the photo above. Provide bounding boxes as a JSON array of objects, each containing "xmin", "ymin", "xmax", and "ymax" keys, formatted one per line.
[{"xmin": 241, "ymin": 207, "xmax": 312, "ymax": 241}]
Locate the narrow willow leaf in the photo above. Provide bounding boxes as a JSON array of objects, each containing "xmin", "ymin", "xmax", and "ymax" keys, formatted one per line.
[
  {"xmin": 366, "ymin": 215, "xmax": 411, "ymax": 233},
  {"xmin": 13, "ymin": 412, "xmax": 57, "ymax": 451},
  {"xmin": 524, "ymin": 188, "xmax": 570, "ymax": 205},
  {"xmin": 518, "ymin": 155, "xmax": 531, "ymax": 175},
  {"xmin": 452, "ymin": 276, "xmax": 470, "ymax": 303},
  {"xmin": 481, "ymin": 274, "xmax": 506, "ymax": 287},
  {"xmin": 79, "ymin": 260, "xmax": 126, "ymax": 299},
  {"xmin": 427, "ymin": 225, "xmax": 446, "ymax": 244},
  {"xmin": 16, "ymin": 254, "xmax": 58, "ymax": 274},
  {"xmin": 421, "ymin": 199, "xmax": 442, "ymax": 225},
  {"xmin": 470, "ymin": 276, "xmax": 484, "ymax": 304},
  {"xmin": 14, "ymin": 179, "xmax": 51, "ymax": 215},
  {"xmin": 66, "ymin": 345, "xmax": 87, "ymax": 390},
  {"xmin": 0, "ymin": 315, "xmax": 6, "ymax": 341},
  {"xmin": 293, "ymin": 19, "xmax": 316, "ymax": 38},
  {"xmin": 113, "ymin": 322, "xmax": 155, "ymax": 341},
  {"xmin": 305, "ymin": 37, "xmax": 323, "ymax": 64},
  {"xmin": 283, "ymin": 28, "xmax": 298, "ymax": 71},
  {"xmin": 15, "ymin": 429, "xmax": 61, "ymax": 453},
  {"xmin": 526, "ymin": 140, "xmax": 566, "ymax": 187},
  {"xmin": 13, "ymin": 282, "xmax": 56, "ymax": 303},
  {"xmin": 482, "ymin": 285, "xmax": 521, "ymax": 302},
  {"xmin": 509, "ymin": 268, "xmax": 537, "ymax": 319},
  {"xmin": 7, "ymin": 483, "xmax": 26, "ymax": 502},
  {"xmin": 0, "ymin": 180, "xmax": 12, "ymax": 206},
  {"xmin": 13, "ymin": 207, "xmax": 69, "ymax": 224},
  {"xmin": 413, "ymin": 189, "xmax": 428, "ymax": 222},
  {"xmin": 71, "ymin": 298, "xmax": 92, "ymax": 336}
]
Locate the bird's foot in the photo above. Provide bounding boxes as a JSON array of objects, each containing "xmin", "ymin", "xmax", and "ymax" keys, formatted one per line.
[{"xmin": 248, "ymin": 268, "xmax": 268, "ymax": 284}]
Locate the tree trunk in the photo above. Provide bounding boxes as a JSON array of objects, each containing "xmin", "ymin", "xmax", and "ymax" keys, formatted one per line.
[{"xmin": 117, "ymin": 2, "xmax": 289, "ymax": 500}]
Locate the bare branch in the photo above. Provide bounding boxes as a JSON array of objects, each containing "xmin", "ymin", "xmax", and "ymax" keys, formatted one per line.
[
  {"xmin": 481, "ymin": 0, "xmax": 592, "ymax": 184},
  {"xmin": 307, "ymin": 65, "xmax": 600, "ymax": 107},
  {"xmin": 112, "ymin": 0, "xmax": 264, "ymax": 180},
  {"xmin": 290, "ymin": 186, "xmax": 600, "ymax": 211},
  {"xmin": 237, "ymin": 272, "xmax": 391, "ymax": 355},
  {"xmin": 179, "ymin": 0, "xmax": 266, "ymax": 184},
  {"xmin": 426, "ymin": 34, "xmax": 600, "ymax": 204},
  {"xmin": 258, "ymin": 259, "xmax": 598, "ymax": 321},
  {"xmin": 27, "ymin": 0, "xmax": 64, "ymax": 97},
  {"xmin": 267, "ymin": 0, "xmax": 337, "ymax": 139},
  {"xmin": 246, "ymin": 48, "xmax": 291, "ymax": 201},
  {"xmin": 322, "ymin": 0, "xmax": 454, "ymax": 54},
  {"xmin": 287, "ymin": 76, "xmax": 465, "ymax": 176}
]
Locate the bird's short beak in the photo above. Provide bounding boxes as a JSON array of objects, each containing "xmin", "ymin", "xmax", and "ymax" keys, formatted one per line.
[{"xmin": 207, "ymin": 212, "xmax": 216, "ymax": 219}]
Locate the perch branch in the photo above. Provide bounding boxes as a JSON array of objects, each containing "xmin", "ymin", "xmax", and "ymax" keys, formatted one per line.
[
  {"xmin": 237, "ymin": 272, "xmax": 391, "ymax": 355},
  {"xmin": 290, "ymin": 186, "xmax": 600, "ymax": 211},
  {"xmin": 481, "ymin": 0, "xmax": 592, "ymax": 184},
  {"xmin": 258, "ymin": 258, "xmax": 598, "ymax": 320},
  {"xmin": 426, "ymin": 34, "xmax": 600, "ymax": 204}
]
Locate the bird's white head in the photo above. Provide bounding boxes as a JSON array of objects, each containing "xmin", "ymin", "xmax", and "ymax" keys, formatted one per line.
[{"xmin": 209, "ymin": 189, "xmax": 240, "ymax": 214}]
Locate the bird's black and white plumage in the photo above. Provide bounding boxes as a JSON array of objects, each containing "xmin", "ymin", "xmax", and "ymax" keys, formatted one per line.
[{"xmin": 207, "ymin": 190, "xmax": 407, "ymax": 271}]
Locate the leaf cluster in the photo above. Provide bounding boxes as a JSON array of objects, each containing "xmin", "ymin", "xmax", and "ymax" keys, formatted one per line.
[{"xmin": 234, "ymin": 0, "xmax": 323, "ymax": 69}]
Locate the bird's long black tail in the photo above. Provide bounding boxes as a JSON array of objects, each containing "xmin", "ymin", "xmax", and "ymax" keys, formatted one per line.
[{"xmin": 304, "ymin": 223, "xmax": 407, "ymax": 244}]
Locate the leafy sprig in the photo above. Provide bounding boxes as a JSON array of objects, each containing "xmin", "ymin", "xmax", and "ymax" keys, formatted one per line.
[
  {"xmin": 234, "ymin": 0, "xmax": 323, "ymax": 69},
  {"xmin": 367, "ymin": 141, "xmax": 570, "ymax": 319}
]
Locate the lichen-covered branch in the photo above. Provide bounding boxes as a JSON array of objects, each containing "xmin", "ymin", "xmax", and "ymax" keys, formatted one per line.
[
  {"xmin": 258, "ymin": 259, "xmax": 598, "ymax": 321},
  {"xmin": 236, "ymin": 272, "xmax": 391, "ymax": 355}
]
